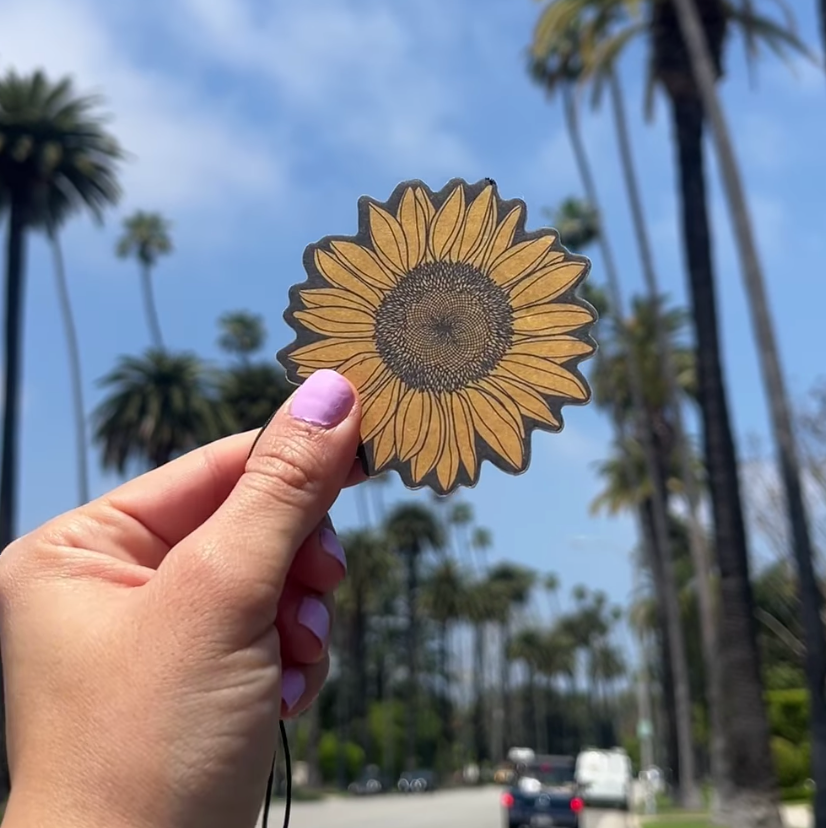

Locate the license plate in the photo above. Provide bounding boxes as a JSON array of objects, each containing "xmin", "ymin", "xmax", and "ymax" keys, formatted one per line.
[{"xmin": 531, "ymin": 817, "xmax": 554, "ymax": 827}]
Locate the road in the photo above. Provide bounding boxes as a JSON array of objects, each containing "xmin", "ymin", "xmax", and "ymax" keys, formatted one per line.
[{"xmin": 278, "ymin": 787, "xmax": 633, "ymax": 828}]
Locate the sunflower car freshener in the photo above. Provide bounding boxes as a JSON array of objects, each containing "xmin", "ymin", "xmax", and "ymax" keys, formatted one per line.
[{"xmin": 277, "ymin": 178, "xmax": 598, "ymax": 496}]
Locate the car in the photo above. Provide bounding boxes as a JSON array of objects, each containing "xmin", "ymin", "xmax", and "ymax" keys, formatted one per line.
[
  {"xmin": 397, "ymin": 769, "xmax": 436, "ymax": 793},
  {"xmin": 575, "ymin": 747, "xmax": 632, "ymax": 810},
  {"xmin": 348, "ymin": 765, "xmax": 386, "ymax": 795},
  {"xmin": 501, "ymin": 755, "xmax": 585, "ymax": 828}
]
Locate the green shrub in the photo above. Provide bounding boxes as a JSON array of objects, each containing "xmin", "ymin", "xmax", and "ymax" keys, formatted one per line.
[
  {"xmin": 771, "ymin": 736, "xmax": 810, "ymax": 789},
  {"xmin": 767, "ymin": 689, "xmax": 809, "ymax": 744},
  {"xmin": 318, "ymin": 732, "xmax": 365, "ymax": 784}
]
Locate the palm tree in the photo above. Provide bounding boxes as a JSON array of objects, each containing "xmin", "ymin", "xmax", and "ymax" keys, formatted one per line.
[
  {"xmin": 487, "ymin": 563, "xmax": 536, "ymax": 760},
  {"xmin": 544, "ymin": 572, "xmax": 561, "ymax": 619},
  {"xmin": 463, "ymin": 577, "xmax": 494, "ymax": 764},
  {"xmin": 116, "ymin": 211, "xmax": 172, "ymax": 350},
  {"xmin": 217, "ymin": 310, "xmax": 265, "ymax": 362},
  {"xmin": 422, "ymin": 558, "xmax": 466, "ymax": 763},
  {"xmin": 49, "ymin": 232, "xmax": 89, "ymax": 505},
  {"xmin": 530, "ymin": 31, "xmax": 700, "ymax": 804},
  {"xmin": 384, "ymin": 503, "xmax": 444, "ymax": 770},
  {"xmin": 667, "ymin": 2, "xmax": 826, "ymax": 822},
  {"xmin": 92, "ymin": 350, "xmax": 227, "ymax": 473},
  {"xmin": 531, "ymin": 4, "xmax": 804, "ymax": 816},
  {"xmin": 546, "ymin": 197, "xmax": 599, "ymax": 251},
  {"xmin": 0, "ymin": 68, "xmax": 122, "ymax": 551},
  {"xmin": 336, "ymin": 529, "xmax": 395, "ymax": 762},
  {"xmin": 215, "ymin": 311, "xmax": 292, "ymax": 434}
]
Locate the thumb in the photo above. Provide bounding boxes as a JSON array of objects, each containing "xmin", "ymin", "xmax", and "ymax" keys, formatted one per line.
[{"xmin": 156, "ymin": 369, "xmax": 360, "ymax": 639}]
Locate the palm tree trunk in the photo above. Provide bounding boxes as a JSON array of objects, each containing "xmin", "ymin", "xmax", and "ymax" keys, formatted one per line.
[
  {"xmin": 670, "ymin": 94, "xmax": 780, "ymax": 827},
  {"xmin": 473, "ymin": 623, "xmax": 486, "ymax": 763},
  {"xmin": 562, "ymin": 81, "xmax": 700, "ymax": 808},
  {"xmin": 672, "ymin": 2, "xmax": 825, "ymax": 824},
  {"xmin": 140, "ymin": 261, "xmax": 165, "ymax": 350},
  {"xmin": 306, "ymin": 700, "xmax": 322, "ymax": 788},
  {"xmin": 0, "ymin": 196, "xmax": 26, "ymax": 796},
  {"xmin": 49, "ymin": 231, "xmax": 90, "ymax": 506},
  {"xmin": 608, "ymin": 69, "xmax": 726, "ymax": 798},
  {"xmin": 405, "ymin": 549, "xmax": 419, "ymax": 771},
  {"xmin": 499, "ymin": 621, "xmax": 511, "ymax": 761},
  {"xmin": 0, "ymin": 198, "xmax": 27, "ymax": 554}
]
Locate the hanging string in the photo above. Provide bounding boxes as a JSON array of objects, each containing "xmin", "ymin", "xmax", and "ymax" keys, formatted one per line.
[{"xmin": 249, "ymin": 413, "xmax": 292, "ymax": 828}]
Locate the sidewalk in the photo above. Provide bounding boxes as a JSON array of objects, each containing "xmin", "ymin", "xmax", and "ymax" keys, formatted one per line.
[{"xmin": 782, "ymin": 804, "xmax": 812, "ymax": 828}]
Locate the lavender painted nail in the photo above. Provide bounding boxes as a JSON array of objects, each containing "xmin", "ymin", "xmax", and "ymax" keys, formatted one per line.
[
  {"xmin": 297, "ymin": 597, "xmax": 330, "ymax": 645},
  {"xmin": 290, "ymin": 369, "xmax": 354, "ymax": 428},
  {"xmin": 320, "ymin": 527, "xmax": 347, "ymax": 571},
  {"xmin": 281, "ymin": 669, "xmax": 306, "ymax": 712}
]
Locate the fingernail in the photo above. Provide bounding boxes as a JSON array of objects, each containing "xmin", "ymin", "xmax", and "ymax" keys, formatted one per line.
[
  {"xmin": 290, "ymin": 369, "xmax": 355, "ymax": 428},
  {"xmin": 297, "ymin": 597, "xmax": 330, "ymax": 645},
  {"xmin": 281, "ymin": 668, "xmax": 306, "ymax": 712},
  {"xmin": 320, "ymin": 527, "xmax": 347, "ymax": 572}
]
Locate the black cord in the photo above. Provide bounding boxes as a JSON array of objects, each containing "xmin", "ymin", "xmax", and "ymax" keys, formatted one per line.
[{"xmin": 248, "ymin": 414, "xmax": 292, "ymax": 828}]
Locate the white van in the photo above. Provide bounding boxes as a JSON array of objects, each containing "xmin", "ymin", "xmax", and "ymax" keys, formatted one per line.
[{"xmin": 575, "ymin": 748, "xmax": 632, "ymax": 810}]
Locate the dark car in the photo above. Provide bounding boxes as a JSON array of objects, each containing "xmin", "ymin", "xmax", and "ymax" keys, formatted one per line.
[
  {"xmin": 348, "ymin": 765, "xmax": 386, "ymax": 795},
  {"xmin": 501, "ymin": 755, "xmax": 584, "ymax": 828},
  {"xmin": 397, "ymin": 769, "xmax": 436, "ymax": 793}
]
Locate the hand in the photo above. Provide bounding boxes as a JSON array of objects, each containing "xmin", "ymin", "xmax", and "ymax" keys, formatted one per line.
[{"xmin": 0, "ymin": 369, "xmax": 362, "ymax": 828}]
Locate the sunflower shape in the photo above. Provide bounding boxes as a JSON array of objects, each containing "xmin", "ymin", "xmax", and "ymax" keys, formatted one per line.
[{"xmin": 277, "ymin": 178, "xmax": 597, "ymax": 495}]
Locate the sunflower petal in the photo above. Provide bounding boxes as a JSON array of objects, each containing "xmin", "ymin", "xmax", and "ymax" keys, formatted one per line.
[
  {"xmin": 361, "ymin": 375, "xmax": 402, "ymax": 442},
  {"xmin": 477, "ymin": 379, "xmax": 526, "ymax": 438},
  {"xmin": 411, "ymin": 399, "xmax": 444, "ymax": 483},
  {"xmin": 294, "ymin": 307, "xmax": 375, "ymax": 337},
  {"xmin": 369, "ymin": 203, "xmax": 408, "ymax": 275},
  {"xmin": 488, "ymin": 235, "xmax": 557, "ymax": 287},
  {"xmin": 435, "ymin": 397, "xmax": 460, "ymax": 492},
  {"xmin": 314, "ymin": 249, "xmax": 384, "ymax": 306},
  {"xmin": 396, "ymin": 389, "xmax": 431, "ymax": 462},
  {"xmin": 288, "ymin": 338, "xmax": 377, "ymax": 369},
  {"xmin": 452, "ymin": 392, "xmax": 477, "ymax": 480},
  {"xmin": 508, "ymin": 259, "xmax": 586, "ymax": 309},
  {"xmin": 330, "ymin": 241, "xmax": 397, "ymax": 290},
  {"xmin": 429, "ymin": 185, "xmax": 466, "ymax": 261},
  {"xmin": 296, "ymin": 365, "xmax": 314, "ymax": 379},
  {"xmin": 466, "ymin": 387, "xmax": 524, "ymax": 470},
  {"xmin": 488, "ymin": 374, "xmax": 560, "ymax": 427},
  {"xmin": 397, "ymin": 187, "xmax": 427, "ymax": 271},
  {"xmin": 512, "ymin": 303, "xmax": 595, "ymax": 336},
  {"xmin": 481, "ymin": 204, "xmax": 522, "ymax": 272},
  {"xmin": 300, "ymin": 287, "xmax": 377, "ymax": 315},
  {"xmin": 337, "ymin": 353, "xmax": 387, "ymax": 393},
  {"xmin": 372, "ymin": 424, "xmax": 396, "ymax": 471},
  {"xmin": 453, "ymin": 184, "xmax": 495, "ymax": 264},
  {"xmin": 508, "ymin": 336, "xmax": 595, "ymax": 362},
  {"xmin": 499, "ymin": 354, "xmax": 589, "ymax": 401},
  {"xmin": 415, "ymin": 187, "xmax": 436, "ymax": 224}
]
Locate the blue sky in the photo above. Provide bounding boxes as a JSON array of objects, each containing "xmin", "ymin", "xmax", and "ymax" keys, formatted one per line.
[{"xmin": 1, "ymin": 0, "xmax": 823, "ymax": 622}]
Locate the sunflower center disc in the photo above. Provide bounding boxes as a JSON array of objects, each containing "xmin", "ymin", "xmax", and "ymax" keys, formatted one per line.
[{"xmin": 375, "ymin": 260, "xmax": 513, "ymax": 393}]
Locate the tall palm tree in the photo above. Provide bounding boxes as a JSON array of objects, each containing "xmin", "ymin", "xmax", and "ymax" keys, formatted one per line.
[
  {"xmin": 667, "ymin": 2, "xmax": 826, "ymax": 823},
  {"xmin": 92, "ymin": 350, "xmax": 227, "ymax": 473},
  {"xmin": 422, "ymin": 558, "xmax": 466, "ymax": 763},
  {"xmin": 116, "ymin": 211, "xmax": 172, "ymax": 350},
  {"xmin": 463, "ymin": 577, "xmax": 494, "ymax": 764},
  {"xmin": 48, "ymin": 231, "xmax": 89, "ymax": 505},
  {"xmin": 337, "ymin": 528, "xmax": 395, "ymax": 755},
  {"xmin": 487, "ymin": 562, "xmax": 536, "ymax": 760},
  {"xmin": 0, "ymin": 68, "xmax": 122, "ymax": 551},
  {"xmin": 384, "ymin": 503, "xmax": 444, "ymax": 770},
  {"xmin": 594, "ymin": 63, "xmax": 726, "ymax": 798},
  {"xmin": 532, "ymin": 4, "xmax": 803, "ymax": 818},
  {"xmin": 215, "ymin": 311, "xmax": 292, "ymax": 435},
  {"xmin": 530, "ymin": 32, "xmax": 700, "ymax": 805},
  {"xmin": 217, "ymin": 310, "xmax": 265, "ymax": 363}
]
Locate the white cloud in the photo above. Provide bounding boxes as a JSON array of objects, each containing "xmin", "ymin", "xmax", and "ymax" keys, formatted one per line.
[
  {"xmin": 167, "ymin": 0, "xmax": 477, "ymax": 175},
  {"xmin": 0, "ymin": 0, "xmax": 285, "ymax": 214}
]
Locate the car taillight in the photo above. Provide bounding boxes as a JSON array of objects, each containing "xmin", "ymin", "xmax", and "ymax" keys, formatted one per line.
[
  {"xmin": 501, "ymin": 792, "xmax": 515, "ymax": 808},
  {"xmin": 570, "ymin": 797, "xmax": 584, "ymax": 813}
]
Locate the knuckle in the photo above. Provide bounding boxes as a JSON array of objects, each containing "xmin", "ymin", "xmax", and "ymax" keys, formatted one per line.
[{"xmin": 244, "ymin": 431, "xmax": 326, "ymax": 509}]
